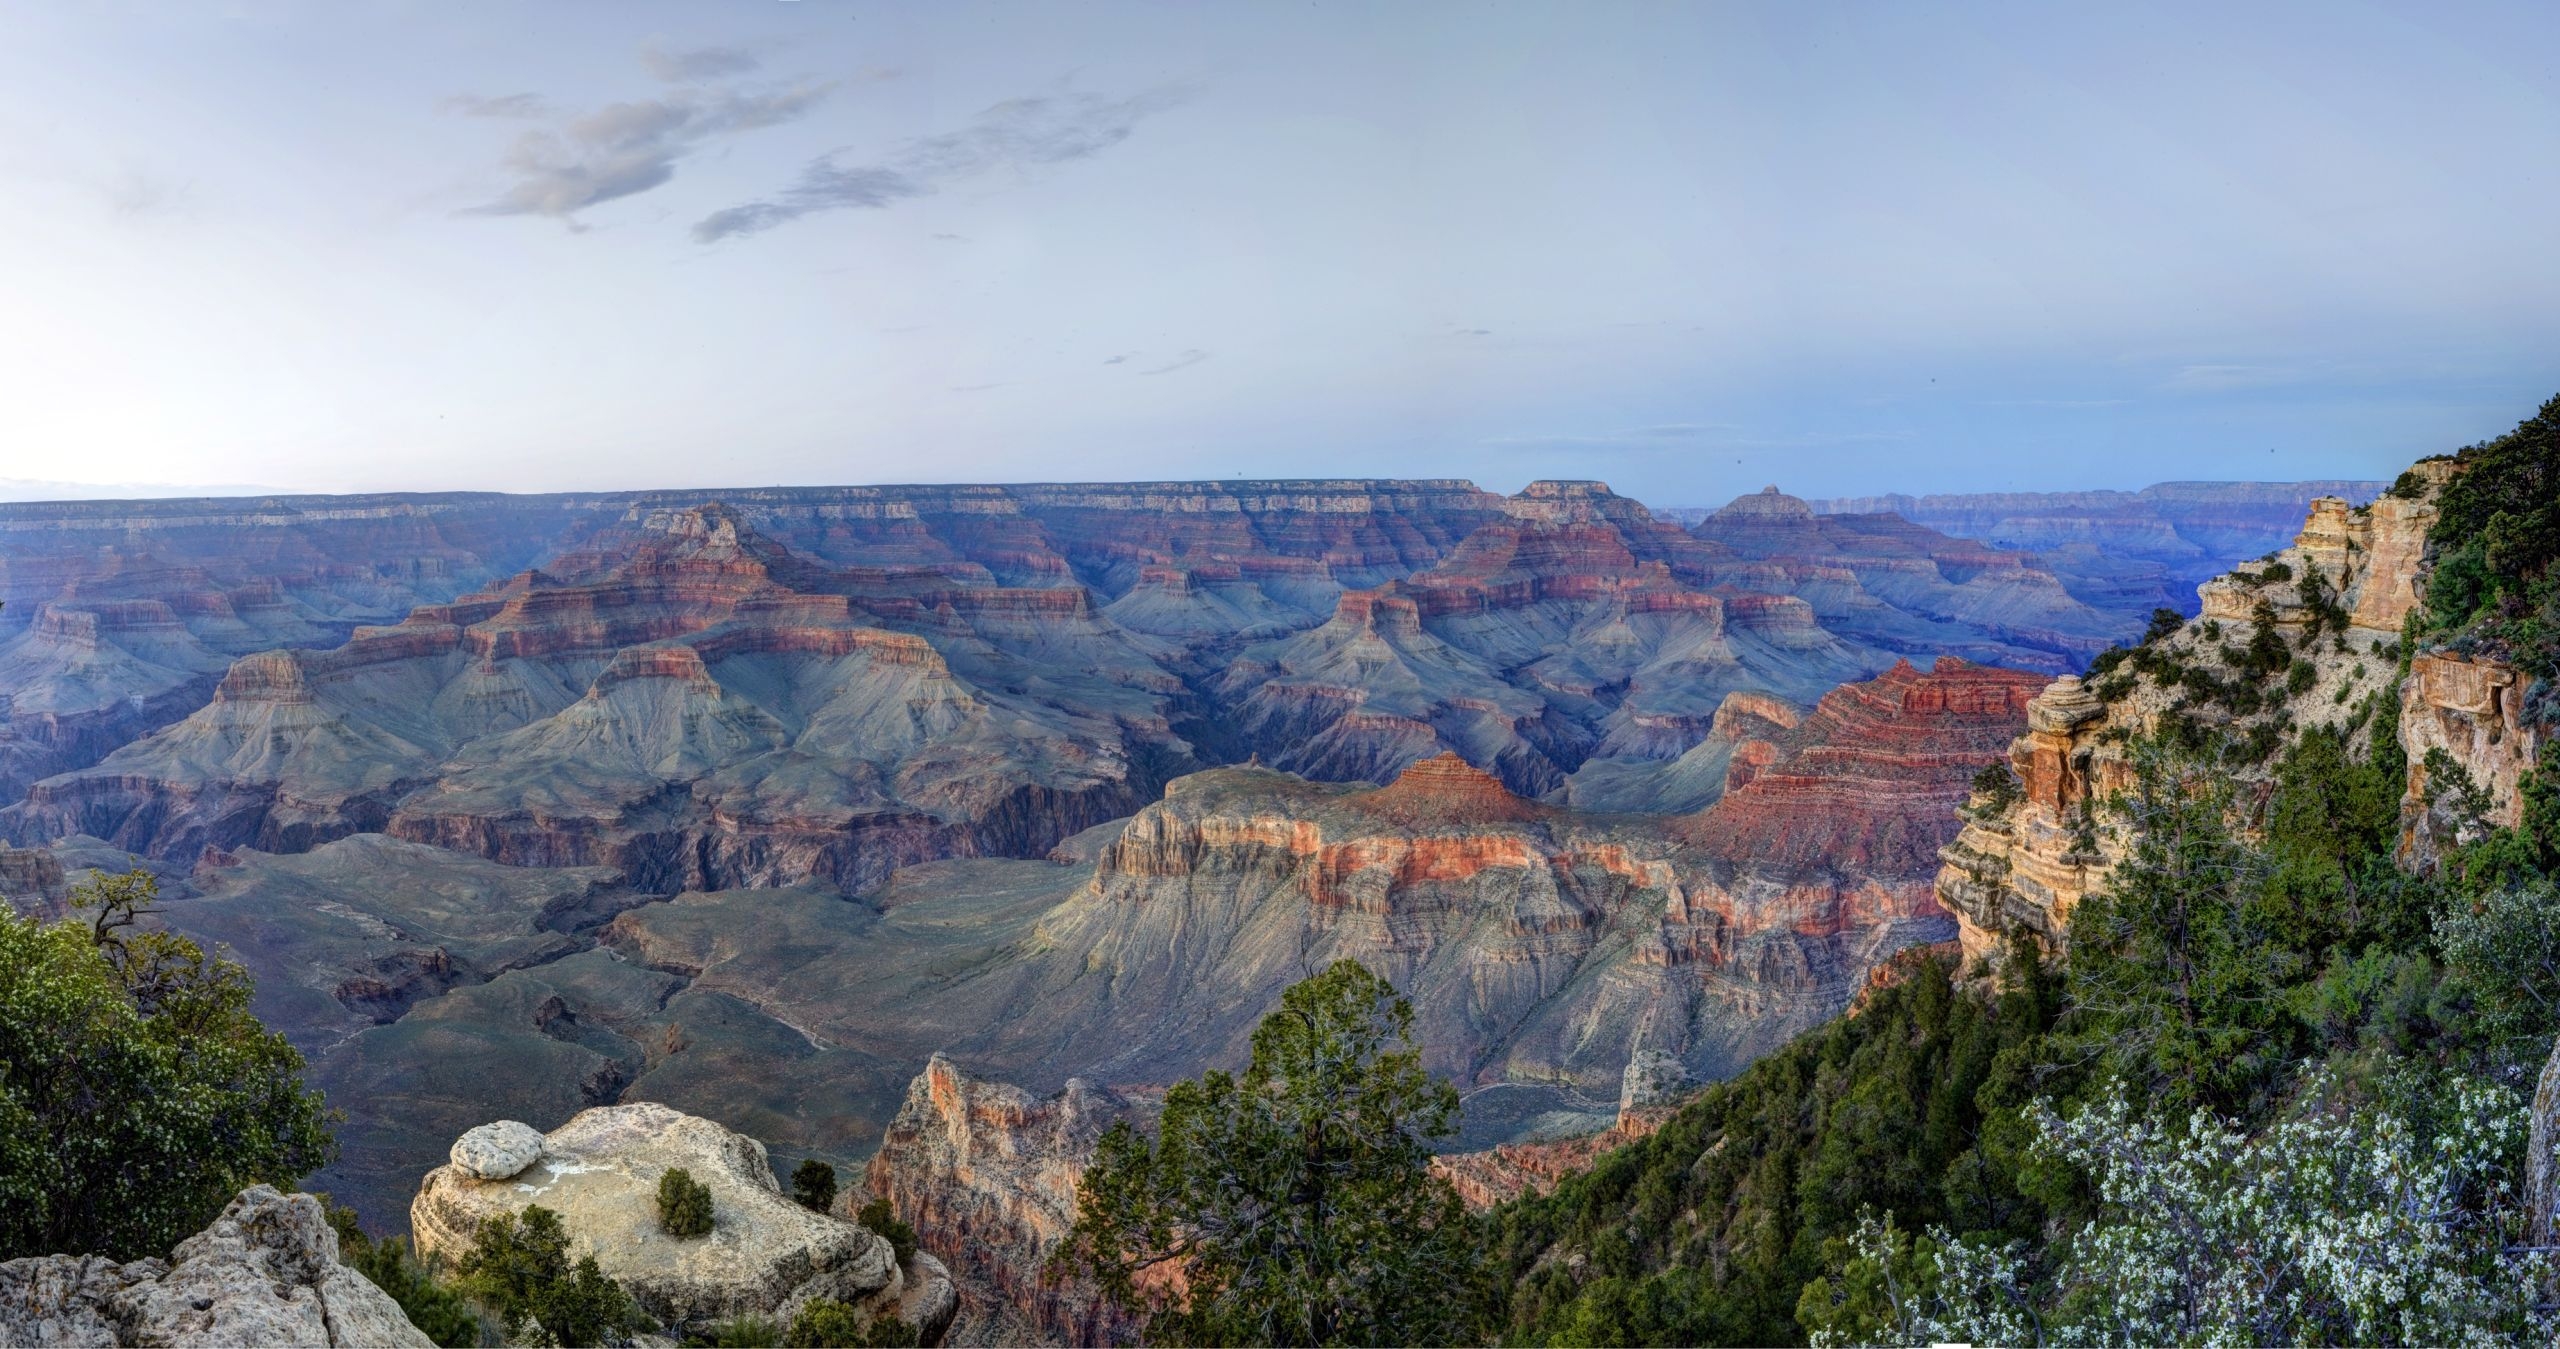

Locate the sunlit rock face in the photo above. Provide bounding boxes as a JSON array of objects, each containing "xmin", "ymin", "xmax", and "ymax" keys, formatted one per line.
[
  {"xmin": 1935, "ymin": 463, "xmax": 2467, "ymax": 962},
  {"xmin": 862, "ymin": 1055, "xmax": 1149, "ymax": 1347}
]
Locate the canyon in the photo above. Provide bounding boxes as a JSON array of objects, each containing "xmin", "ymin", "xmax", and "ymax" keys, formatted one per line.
[{"xmin": 0, "ymin": 474, "xmax": 2376, "ymax": 1341}]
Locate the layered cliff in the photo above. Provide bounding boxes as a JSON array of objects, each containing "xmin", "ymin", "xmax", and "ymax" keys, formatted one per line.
[
  {"xmin": 1803, "ymin": 479, "xmax": 2392, "ymax": 600},
  {"xmin": 862, "ymin": 1056, "xmax": 1149, "ymax": 1347},
  {"xmin": 1933, "ymin": 462, "xmax": 2473, "ymax": 959},
  {"xmin": 5, "ymin": 505, "xmax": 1190, "ymax": 891}
]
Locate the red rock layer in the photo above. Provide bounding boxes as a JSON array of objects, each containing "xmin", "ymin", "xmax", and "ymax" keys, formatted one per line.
[{"xmin": 1681, "ymin": 658, "xmax": 2043, "ymax": 874}]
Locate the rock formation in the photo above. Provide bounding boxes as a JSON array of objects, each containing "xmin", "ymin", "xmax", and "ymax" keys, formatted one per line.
[
  {"xmin": 1802, "ymin": 479, "xmax": 2392, "ymax": 603},
  {"xmin": 1432, "ymin": 1051, "xmax": 1701, "ymax": 1210},
  {"xmin": 4, "ymin": 478, "xmax": 2245, "ymax": 869},
  {"xmin": 2400, "ymin": 651, "xmax": 2546, "ymax": 863},
  {"xmin": 0, "ymin": 1185, "xmax": 433, "ymax": 1347},
  {"xmin": 1936, "ymin": 464, "xmax": 2455, "ymax": 959},
  {"xmin": 862, "ymin": 1055, "xmax": 1150, "ymax": 1346},
  {"xmin": 413, "ymin": 1102, "xmax": 954, "ymax": 1339}
]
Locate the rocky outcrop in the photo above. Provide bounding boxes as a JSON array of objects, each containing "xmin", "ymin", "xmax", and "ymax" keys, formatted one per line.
[
  {"xmin": 2400, "ymin": 652, "xmax": 2546, "ymax": 863},
  {"xmin": 414, "ymin": 1102, "xmax": 953, "ymax": 1339},
  {"xmin": 863, "ymin": 1055, "xmax": 1148, "ymax": 1347},
  {"xmin": 1432, "ymin": 1051, "xmax": 1700, "ymax": 1210},
  {"xmin": 1936, "ymin": 466, "xmax": 2450, "ymax": 960},
  {"xmin": 0, "ymin": 1185, "xmax": 433, "ymax": 1347},
  {"xmin": 0, "ymin": 844, "xmax": 67, "ymax": 916}
]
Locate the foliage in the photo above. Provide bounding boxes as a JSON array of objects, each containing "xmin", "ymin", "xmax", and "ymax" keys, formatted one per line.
[
  {"xmin": 1800, "ymin": 1078, "xmax": 2550, "ymax": 1347},
  {"xmin": 658, "ymin": 1166, "xmax": 715, "ymax": 1237},
  {"xmin": 2141, "ymin": 607, "xmax": 2185, "ymax": 646},
  {"xmin": 1966, "ymin": 760, "xmax": 2021, "ymax": 817},
  {"xmin": 2425, "ymin": 394, "xmax": 2560, "ymax": 678},
  {"xmin": 1056, "ymin": 959, "xmax": 1493, "ymax": 1346},
  {"xmin": 854, "ymin": 1196, "xmax": 916, "ymax": 1266},
  {"xmin": 791, "ymin": 1158, "xmax": 838, "ymax": 1215},
  {"xmin": 321, "ymin": 1198, "xmax": 489, "ymax": 1346},
  {"xmin": 0, "ymin": 869, "xmax": 335, "ymax": 1261},
  {"xmin": 1492, "ymin": 942, "xmax": 2062, "ymax": 1346},
  {"xmin": 778, "ymin": 1298, "xmax": 918, "ymax": 1348},
  {"xmin": 454, "ymin": 1205, "xmax": 645, "ymax": 1347}
]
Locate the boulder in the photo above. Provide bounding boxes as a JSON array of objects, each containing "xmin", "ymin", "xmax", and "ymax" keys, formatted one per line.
[
  {"xmin": 450, "ymin": 1120, "xmax": 546, "ymax": 1181},
  {"xmin": 0, "ymin": 1185, "xmax": 432, "ymax": 1347},
  {"xmin": 413, "ymin": 1102, "xmax": 952, "ymax": 1339}
]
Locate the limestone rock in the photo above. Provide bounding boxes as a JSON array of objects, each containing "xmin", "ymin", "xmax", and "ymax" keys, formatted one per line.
[
  {"xmin": 2399, "ymin": 652, "xmax": 2545, "ymax": 865},
  {"xmin": 1619, "ymin": 1049, "xmax": 1695, "ymax": 1114},
  {"xmin": 863, "ymin": 1055, "xmax": 1146, "ymax": 1347},
  {"xmin": 1936, "ymin": 461, "xmax": 2453, "ymax": 963},
  {"xmin": 413, "ymin": 1102, "xmax": 948, "ymax": 1339},
  {"xmin": 0, "ymin": 1185, "xmax": 432, "ymax": 1348},
  {"xmin": 451, "ymin": 1120, "xmax": 547, "ymax": 1180}
]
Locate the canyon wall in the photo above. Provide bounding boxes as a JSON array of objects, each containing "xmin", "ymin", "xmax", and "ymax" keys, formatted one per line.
[{"xmin": 1933, "ymin": 461, "xmax": 2522, "ymax": 959}]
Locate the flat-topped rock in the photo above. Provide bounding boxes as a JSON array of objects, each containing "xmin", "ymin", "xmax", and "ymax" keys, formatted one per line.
[{"xmin": 413, "ymin": 1103, "xmax": 948, "ymax": 1339}]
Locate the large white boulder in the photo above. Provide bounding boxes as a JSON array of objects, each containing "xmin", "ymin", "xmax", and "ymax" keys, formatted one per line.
[
  {"xmin": 413, "ymin": 1102, "xmax": 952, "ymax": 1338},
  {"xmin": 450, "ymin": 1120, "xmax": 547, "ymax": 1181}
]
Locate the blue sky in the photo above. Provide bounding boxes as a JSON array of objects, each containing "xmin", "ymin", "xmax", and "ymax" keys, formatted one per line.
[{"xmin": 1, "ymin": 0, "xmax": 2554, "ymax": 503}]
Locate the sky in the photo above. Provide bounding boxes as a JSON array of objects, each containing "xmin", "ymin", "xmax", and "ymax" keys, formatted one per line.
[{"xmin": 1, "ymin": 1, "xmax": 2555, "ymax": 506}]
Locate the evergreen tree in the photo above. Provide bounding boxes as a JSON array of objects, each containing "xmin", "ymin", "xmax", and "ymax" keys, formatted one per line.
[{"xmin": 1055, "ymin": 960, "xmax": 1493, "ymax": 1346}]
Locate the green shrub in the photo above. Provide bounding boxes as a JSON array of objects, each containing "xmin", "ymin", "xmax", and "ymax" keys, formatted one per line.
[
  {"xmin": 784, "ymin": 1298, "xmax": 917, "ymax": 1348},
  {"xmin": 321, "ymin": 1199, "xmax": 488, "ymax": 1347},
  {"xmin": 790, "ymin": 1159, "xmax": 837, "ymax": 1215},
  {"xmin": 0, "ymin": 870, "xmax": 335, "ymax": 1261},
  {"xmin": 854, "ymin": 1197, "xmax": 917, "ymax": 1266},
  {"xmin": 2286, "ymin": 658, "xmax": 2317, "ymax": 696},
  {"xmin": 658, "ymin": 1167, "xmax": 714, "ymax": 1238},
  {"xmin": 455, "ymin": 1205, "xmax": 644, "ymax": 1346}
]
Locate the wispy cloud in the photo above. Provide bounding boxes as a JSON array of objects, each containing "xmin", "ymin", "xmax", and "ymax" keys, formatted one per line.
[
  {"xmin": 693, "ymin": 84, "xmax": 1193, "ymax": 243},
  {"xmin": 463, "ymin": 80, "xmax": 830, "ymax": 226},
  {"xmin": 444, "ymin": 92, "xmax": 550, "ymax": 119},
  {"xmin": 1136, "ymin": 348, "xmax": 1209, "ymax": 376},
  {"xmin": 642, "ymin": 44, "xmax": 760, "ymax": 83},
  {"xmin": 2162, "ymin": 363, "xmax": 2320, "ymax": 393},
  {"xmin": 1487, "ymin": 423, "xmax": 1908, "ymax": 454},
  {"xmin": 101, "ymin": 166, "xmax": 191, "ymax": 219}
]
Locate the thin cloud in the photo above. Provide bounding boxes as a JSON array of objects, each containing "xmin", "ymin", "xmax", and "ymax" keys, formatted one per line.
[
  {"xmin": 693, "ymin": 84, "xmax": 1194, "ymax": 243},
  {"xmin": 1137, "ymin": 348, "xmax": 1209, "ymax": 376},
  {"xmin": 444, "ymin": 92, "xmax": 551, "ymax": 119},
  {"xmin": 643, "ymin": 44, "xmax": 760, "ymax": 83},
  {"xmin": 102, "ymin": 166, "xmax": 190, "ymax": 218},
  {"xmin": 464, "ymin": 83, "xmax": 830, "ymax": 225},
  {"xmin": 2163, "ymin": 363, "xmax": 2319, "ymax": 393},
  {"xmin": 1486, "ymin": 424, "xmax": 1906, "ymax": 454}
]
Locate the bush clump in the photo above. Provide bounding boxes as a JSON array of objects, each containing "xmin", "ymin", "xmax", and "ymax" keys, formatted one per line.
[
  {"xmin": 855, "ymin": 1197, "xmax": 917, "ymax": 1266},
  {"xmin": 322, "ymin": 1199, "xmax": 487, "ymax": 1347},
  {"xmin": 791, "ymin": 1158, "xmax": 837, "ymax": 1215},
  {"xmin": 658, "ymin": 1167, "xmax": 714, "ymax": 1238},
  {"xmin": 457, "ymin": 1205, "xmax": 644, "ymax": 1346}
]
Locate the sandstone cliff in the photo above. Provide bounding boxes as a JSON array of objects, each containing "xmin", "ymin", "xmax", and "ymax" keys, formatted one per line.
[
  {"xmin": 0, "ymin": 1186, "xmax": 433, "ymax": 1347},
  {"xmin": 862, "ymin": 1055, "xmax": 1150, "ymax": 1347},
  {"xmin": 1932, "ymin": 461, "xmax": 2500, "ymax": 959}
]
